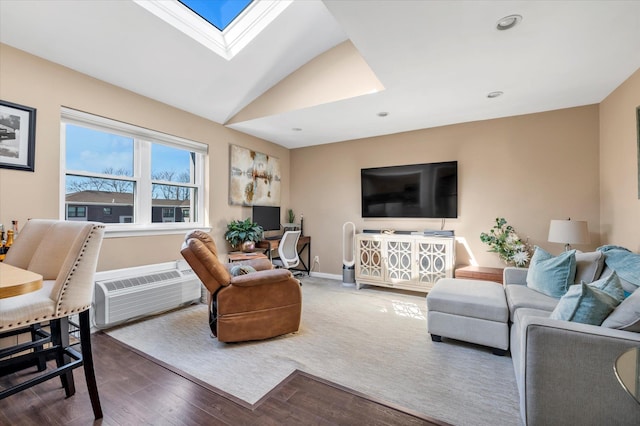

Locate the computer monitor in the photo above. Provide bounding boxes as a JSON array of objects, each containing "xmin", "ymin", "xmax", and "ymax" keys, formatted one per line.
[{"xmin": 252, "ymin": 205, "xmax": 281, "ymax": 232}]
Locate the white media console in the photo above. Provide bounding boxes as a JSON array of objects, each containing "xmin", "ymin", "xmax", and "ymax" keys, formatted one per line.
[{"xmin": 355, "ymin": 232, "xmax": 455, "ymax": 293}]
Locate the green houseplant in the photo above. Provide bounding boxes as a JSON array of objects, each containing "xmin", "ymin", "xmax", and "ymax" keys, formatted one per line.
[
  {"xmin": 480, "ymin": 217, "xmax": 532, "ymax": 267},
  {"xmin": 225, "ymin": 218, "xmax": 264, "ymax": 252},
  {"xmin": 287, "ymin": 209, "xmax": 295, "ymax": 224}
]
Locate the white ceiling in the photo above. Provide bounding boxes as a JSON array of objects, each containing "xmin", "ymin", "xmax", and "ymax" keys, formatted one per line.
[{"xmin": 1, "ymin": 0, "xmax": 639, "ymax": 149}]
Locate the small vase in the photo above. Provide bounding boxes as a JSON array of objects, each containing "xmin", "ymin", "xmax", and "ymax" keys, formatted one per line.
[{"xmin": 241, "ymin": 241, "xmax": 255, "ymax": 252}]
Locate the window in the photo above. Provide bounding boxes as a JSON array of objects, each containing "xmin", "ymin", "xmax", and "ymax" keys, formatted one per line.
[
  {"xmin": 61, "ymin": 108, "xmax": 207, "ymax": 236},
  {"xmin": 161, "ymin": 207, "xmax": 175, "ymax": 223},
  {"xmin": 67, "ymin": 206, "xmax": 87, "ymax": 218},
  {"xmin": 136, "ymin": 0, "xmax": 290, "ymax": 61},
  {"xmin": 178, "ymin": 0, "xmax": 253, "ymax": 31}
]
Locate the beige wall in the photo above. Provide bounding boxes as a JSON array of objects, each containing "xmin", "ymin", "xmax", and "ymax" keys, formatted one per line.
[
  {"xmin": 0, "ymin": 44, "xmax": 290, "ymax": 271},
  {"xmin": 228, "ymin": 40, "xmax": 384, "ymax": 124},
  {"xmin": 599, "ymin": 68, "xmax": 640, "ymax": 252},
  {"xmin": 291, "ymin": 106, "xmax": 602, "ymax": 274},
  {"xmin": 3, "ymin": 42, "xmax": 635, "ymax": 277}
]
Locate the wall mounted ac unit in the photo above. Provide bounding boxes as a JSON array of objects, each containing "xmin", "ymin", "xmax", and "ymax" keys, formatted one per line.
[{"xmin": 94, "ymin": 260, "xmax": 201, "ymax": 329}]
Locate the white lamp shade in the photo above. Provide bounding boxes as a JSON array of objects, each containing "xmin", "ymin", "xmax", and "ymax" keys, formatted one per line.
[{"xmin": 548, "ymin": 220, "xmax": 590, "ymax": 245}]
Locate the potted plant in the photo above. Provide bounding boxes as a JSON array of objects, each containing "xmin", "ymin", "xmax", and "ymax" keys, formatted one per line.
[
  {"xmin": 283, "ymin": 208, "xmax": 298, "ymax": 231},
  {"xmin": 480, "ymin": 217, "xmax": 532, "ymax": 267},
  {"xmin": 225, "ymin": 218, "xmax": 264, "ymax": 252}
]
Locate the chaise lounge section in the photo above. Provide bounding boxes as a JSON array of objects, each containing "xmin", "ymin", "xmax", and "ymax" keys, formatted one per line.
[
  {"xmin": 428, "ymin": 248, "xmax": 640, "ymax": 425},
  {"xmin": 427, "ymin": 278, "xmax": 509, "ymax": 355},
  {"xmin": 505, "ymin": 258, "xmax": 640, "ymax": 425}
]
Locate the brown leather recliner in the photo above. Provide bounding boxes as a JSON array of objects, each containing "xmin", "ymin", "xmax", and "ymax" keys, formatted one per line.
[{"xmin": 180, "ymin": 230, "xmax": 302, "ymax": 343}]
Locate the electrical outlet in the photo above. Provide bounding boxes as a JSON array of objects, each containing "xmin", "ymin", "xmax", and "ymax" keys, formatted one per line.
[{"xmin": 313, "ymin": 256, "xmax": 319, "ymax": 264}]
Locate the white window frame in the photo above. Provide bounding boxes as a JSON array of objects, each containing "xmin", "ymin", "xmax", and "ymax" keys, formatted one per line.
[{"xmin": 60, "ymin": 108, "xmax": 209, "ymax": 237}]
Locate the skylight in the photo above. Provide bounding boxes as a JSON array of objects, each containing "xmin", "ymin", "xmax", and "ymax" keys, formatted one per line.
[
  {"xmin": 134, "ymin": 0, "xmax": 292, "ymax": 60},
  {"xmin": 178, "ymin": 0, "xmax": 253, "ymax": 31}
]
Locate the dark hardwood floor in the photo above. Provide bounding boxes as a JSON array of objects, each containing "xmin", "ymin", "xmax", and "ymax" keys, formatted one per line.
[{"xmin": 0, "ymin": 333, "xmax": 448, "ymax": 425}]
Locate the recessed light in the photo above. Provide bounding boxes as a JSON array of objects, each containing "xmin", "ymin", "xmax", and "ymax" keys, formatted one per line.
[
  {"xmin": 292, "ymin": 127, "xmax": 302, "ymax": 131},
  {"xmin": 496, "ymin": 14, "xmax": 522, "ymax": 31},
  {"xmin": 377, "ymin": 112, "xmax": 389, "ymax": 117},
  {"xmin": 487, "ymin": 91, "xmax": 503, "ymax": 98}
]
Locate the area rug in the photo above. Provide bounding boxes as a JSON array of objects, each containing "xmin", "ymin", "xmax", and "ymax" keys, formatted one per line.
[{"xmin": 106, "ymin": 277, "xmax": 521, "ymax": 426}]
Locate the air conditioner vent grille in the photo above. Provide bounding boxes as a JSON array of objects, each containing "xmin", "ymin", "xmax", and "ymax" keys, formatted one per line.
[
  {"xmin": 94, "ymin": 263, "xmax": 202, "ymax": 328},
  {"xmin": 101, "ymin": 270, "xmax": 181, "ymax": 292}
]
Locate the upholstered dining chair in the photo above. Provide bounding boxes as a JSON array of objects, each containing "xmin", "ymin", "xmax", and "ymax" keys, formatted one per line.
[
  {"xmin": 272, "ymin": 230, "xmax": 301, "ymax": 271},
  {"xmin": 181, "ymin": 230, "xmax": 302, "ymax": 343},
  {"xmin": 0, "ymin": 219, "xmax": 105, "ymax": 419}
]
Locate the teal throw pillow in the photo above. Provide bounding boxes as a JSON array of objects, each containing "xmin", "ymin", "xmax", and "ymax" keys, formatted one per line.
[
  {"xmin": 229, "ymin": 265, "xmax": 257, "ymax": 276},
  {"xmin": 586, "ymin": 271, "xmax": 624, "ymax": 302},
  {"xmin": 526, "ymin": 247, "xmax": 577, "ymax": 298},
  {"xmin": 550, "ymin": 282, "xmax": 621, "ymax": 325}
]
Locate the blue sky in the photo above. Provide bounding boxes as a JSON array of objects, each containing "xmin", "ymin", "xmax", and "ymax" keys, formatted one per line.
[
  {"xmin": 66, "ymin": 125, "xmax": 191, "ymax": 180},
  {"xmin": 179, "ymin": 0, "xmax": 252, "ymax": 30}
]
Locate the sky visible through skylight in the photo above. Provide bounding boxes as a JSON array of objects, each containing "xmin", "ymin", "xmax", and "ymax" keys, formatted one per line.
[{"xmin": 178, "ymin": 0, "xmax": 253, "ymax": 31}]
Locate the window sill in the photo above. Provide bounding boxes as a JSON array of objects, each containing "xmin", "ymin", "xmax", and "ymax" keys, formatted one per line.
[{"xmin": 103, "ymin": 223, "xmax": 211, "ymax": 238}]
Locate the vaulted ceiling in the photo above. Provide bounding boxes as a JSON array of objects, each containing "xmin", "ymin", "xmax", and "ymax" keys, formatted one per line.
[{"xmin": 1, "ymin": 1, "xmax": 639, "ymax": 149}]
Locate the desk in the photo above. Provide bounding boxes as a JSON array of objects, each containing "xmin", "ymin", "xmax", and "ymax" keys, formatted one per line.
[
  {"xmin": 0, "ymin": 263, "xmax": 43, "ymax": 298},
  {"xmin": 256, "ymin": 235, "xmax": 311, "ymax": 274}
]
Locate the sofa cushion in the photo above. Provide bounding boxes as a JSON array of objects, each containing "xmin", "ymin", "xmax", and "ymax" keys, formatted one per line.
[
  {"xmin": 526, "ymin": 247, "xmax": 576, "ymax": 298},
  {"xmin": 586, "ymin": 271, "xmax": 624, "ymax": 302},
  {"xmin": 505, "ymin": 284, "xmax": 558, "ymax": 321},
  {"xmin": 601, "ymin": 287, "xmax": 640, "ymax": 332},
  {"xmin": 427, "ymin": 278, "xmax": 508, "ymax": 322},
  {"xmin": 550, "ymin": 282, "xmax": 620, "ymax": 325},
  {"xmin": 509, "ymin": 307, "xmax": 553, "ymax": 400},
  {"xmin": 574, "ymin": 251, "xmax": 605, "ymax": 284}
]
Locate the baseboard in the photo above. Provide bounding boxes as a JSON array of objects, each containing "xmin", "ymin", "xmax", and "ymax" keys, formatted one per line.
[{"xmin": 309, "ymin": 271, "xmax": 341, "ymax": 281}]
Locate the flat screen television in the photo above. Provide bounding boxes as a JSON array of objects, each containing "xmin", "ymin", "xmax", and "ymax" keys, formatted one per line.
[
  {"xmin": 252, "ymin": 205, "xmax": 281, "ymax": 231},
  {"xmin": 361, "ymin": 161, "xmax": 458, "ymax": 218}
]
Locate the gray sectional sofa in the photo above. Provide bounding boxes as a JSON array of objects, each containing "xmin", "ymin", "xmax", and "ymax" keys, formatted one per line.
[{"xmin": 505, "ymin": 250, "xmax": 640, "ymax": 425}]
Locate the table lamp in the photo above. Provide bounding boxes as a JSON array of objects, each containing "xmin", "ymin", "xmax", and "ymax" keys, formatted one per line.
[{"xmin": 548, "ymin": 219, "xmax": 590, "ymax": 251}]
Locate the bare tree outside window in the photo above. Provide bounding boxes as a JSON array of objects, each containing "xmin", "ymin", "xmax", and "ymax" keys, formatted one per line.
[{"xmin": 66, "ymin": 167, "xmax": 133, "ymax": 194}]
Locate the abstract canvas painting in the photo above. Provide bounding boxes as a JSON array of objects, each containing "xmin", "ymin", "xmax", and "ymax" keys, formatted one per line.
[{"xmin": 229, "ymin": 144, "xmax": 281, "ymax": 206}]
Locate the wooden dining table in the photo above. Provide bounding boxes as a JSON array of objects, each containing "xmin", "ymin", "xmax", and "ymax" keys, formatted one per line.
[{"xmin": 0, "ymin": 262, "xmax": 43, "ymax": 299}]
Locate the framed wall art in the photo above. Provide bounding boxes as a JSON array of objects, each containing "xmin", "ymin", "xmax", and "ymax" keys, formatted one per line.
[
  {"xmin": 0, "ymin": 100, "xmax": 36, "ymax": 172},
  {"xmin": 229, "ymin": 144, "xmax": 281, "ymax": 206}
]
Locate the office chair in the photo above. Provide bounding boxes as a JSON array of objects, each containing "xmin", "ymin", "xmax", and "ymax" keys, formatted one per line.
[{"xmin": 272, "ymin": 230, "xmax": 301, "ymax": 271}]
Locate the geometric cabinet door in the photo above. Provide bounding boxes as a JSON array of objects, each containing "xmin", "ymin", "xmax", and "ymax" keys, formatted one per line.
[
  {"xmin": 416, "ymin": 239, "xmax": 453, "ymax": 290},
  {"xmin": 355, "ymin": 237, "xmax": 383, "ymax": 282},
  {"xmin": 355, "ymin": 233, "xmax": 454, "ymax": 292}
]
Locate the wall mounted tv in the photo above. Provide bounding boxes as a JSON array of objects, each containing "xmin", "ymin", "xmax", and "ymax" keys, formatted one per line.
[{"xmin": 361, "ymin": 161, "xmax": 458, "ymax": 218}]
